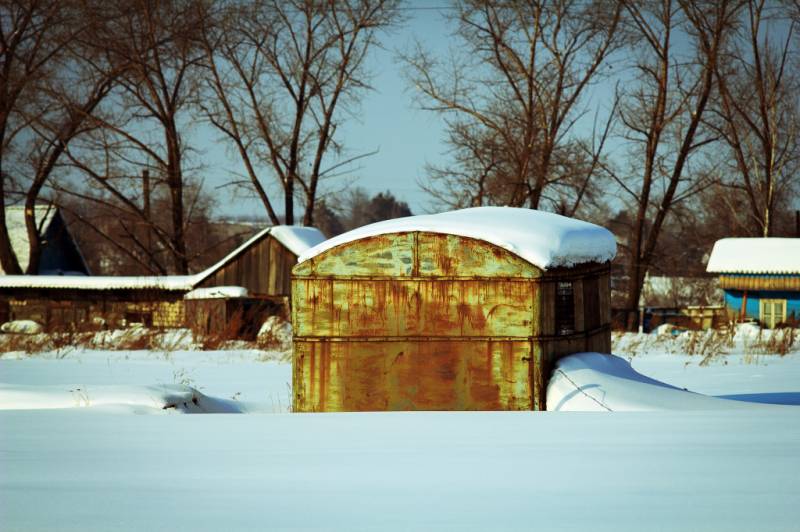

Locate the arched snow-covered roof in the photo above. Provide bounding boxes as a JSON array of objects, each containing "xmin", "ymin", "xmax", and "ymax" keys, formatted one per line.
[{"xmin": 297, "ymin": 207, "xmax": 616, "ymax": 270}]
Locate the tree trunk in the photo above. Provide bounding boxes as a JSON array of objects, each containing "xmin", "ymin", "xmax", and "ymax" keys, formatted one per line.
[
  {"xmin": 166, "ymin": 126, "xmax": 188, "ymax": 274},
  {"xmin": 0, "ymin": 200, "xmax": 22, "ymax": 274}
]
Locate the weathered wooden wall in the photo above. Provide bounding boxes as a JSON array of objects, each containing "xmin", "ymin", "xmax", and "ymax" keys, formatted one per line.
[
  {"xmin": 292, "ymin": 232, "xmax": 611, "ymax": 412},
  {"xmin": 185, "ymin": 297, "xmax": 286, "ymax": 339},
  {"xmin": 197, "ymin": 235, "xmax": 297, "ymax": 296},
  {"xmin": 2, "ymin": 289, "xmax": 185, "ymax": 330}
]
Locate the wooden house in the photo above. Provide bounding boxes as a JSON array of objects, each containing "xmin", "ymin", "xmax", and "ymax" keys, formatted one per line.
[
  {"xmin": 1, "ymin": 205, "xmax": 89, "ymax": 275},
  {"xmin": 706, "ymin": 238, "xmax": 800, "ymax": 328},
  {"xmin": 637, "ymin": 275, "xmax": 725, "ymax": 331},
  {"xmin": 0, "ymin": 226, "xmax": 325, "ymax": 332},
  {"xmin": 291, "ymin": 207, "xmax": 617, "ymax": 412}
]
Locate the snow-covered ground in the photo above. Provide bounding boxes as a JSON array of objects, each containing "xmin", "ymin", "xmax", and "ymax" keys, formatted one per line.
[{"xmin": 1, "ymin": 328, "xmax": 799, "ymax": 531}]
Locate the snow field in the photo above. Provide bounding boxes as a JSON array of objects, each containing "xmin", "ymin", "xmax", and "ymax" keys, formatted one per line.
[
  {"xmin": 1, "ymin": 328, "xmax": 799, "ymax": 531},
  {"xmin": 2, "ymin": 409, "xmax": 798, "ymax": 531}
]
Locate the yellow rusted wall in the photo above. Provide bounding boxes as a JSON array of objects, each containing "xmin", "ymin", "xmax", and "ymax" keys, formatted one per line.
[
  {"xmin": 293, "ymin": 232, "xmax": 610, "ymax": 412},
  {"xmin": 294, "ymin": 340, "xmax": 533, "ymax": 411}
]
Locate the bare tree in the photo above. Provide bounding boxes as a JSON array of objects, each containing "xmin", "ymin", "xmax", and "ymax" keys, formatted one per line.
[
  {"xmin": 403, "ymin": 0, "xmax": 623, "ymax": 212},
  {"xmin": 0, "ymin": 0, "xmax": 117, "ymax": 274},
  {"xmin": 711, "ymin": 0, "xmax": 799, "ymax": 237},
  {"xmin": 199, "ymin": 0, "xmax": 400, "ymax": 226},
  {"xmin": 63, "ymin": 0, "xmax": 207, "ymax": 274},
  {"xmin": 612, "ymin": 0, "xmax": 741, "ymax": 326}
]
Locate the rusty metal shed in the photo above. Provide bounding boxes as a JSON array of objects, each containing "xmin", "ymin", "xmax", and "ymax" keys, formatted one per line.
[{"xmin": 292, "ymin": 207, "xmax": 617, "ymax": 412}]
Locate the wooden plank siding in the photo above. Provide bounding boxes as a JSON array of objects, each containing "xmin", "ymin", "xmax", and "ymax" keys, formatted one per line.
[
  {"xmin": 197, "ymin": 233, "xmax": 298, "ymax": 297},
  {"xmin": 292, "ymin": 232, "xmax": 612, "ymax": 412},
  {"xmin": 718, "ymin": 275, "xmax": 800, "ymax": 292},
  {"xmin": 5, "ymin": 292, "xmax": 186, "ymax": 329}
]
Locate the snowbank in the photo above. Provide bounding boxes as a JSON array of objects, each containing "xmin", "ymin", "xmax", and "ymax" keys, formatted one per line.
[
  {"xmin": 0, "ymin": 383, "xmax": 243, "ymax": 413},
  {"xmin": 298, "ymin": 206, "xmax": 616, "ymax": 270},
  {"xmin": 706, "ymin": 237, "xmax": 800, "ymax": 273},
  {"xmin": 1, "ymin": 319, "xmax": 43, "ymax": 334},
  {"xmin": 547, "ymin": 352, "xmax": 771, "ymax": 411},
  {"xmin": 257, "ymin": 316, "xmax": 293, "ymax": 350}
]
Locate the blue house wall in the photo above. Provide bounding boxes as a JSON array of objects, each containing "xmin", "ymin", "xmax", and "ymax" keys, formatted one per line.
[{"xmin": 724, "ymin": 289, "xmax": 800, "ymax": 322}]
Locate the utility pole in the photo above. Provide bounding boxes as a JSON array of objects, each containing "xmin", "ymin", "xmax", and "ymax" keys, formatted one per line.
[{"xmin": 143, "ymin": 169, "xmax": 152, "ymax": 270}]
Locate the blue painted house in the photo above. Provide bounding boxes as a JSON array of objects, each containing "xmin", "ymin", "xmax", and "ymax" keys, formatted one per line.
[{"xmin": 706, "ymin": 238, "xmax": 800, "ymax": 328}]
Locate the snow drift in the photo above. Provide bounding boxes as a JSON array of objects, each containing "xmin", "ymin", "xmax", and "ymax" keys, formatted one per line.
[
  {"xmin": 0, "ymin": 383, "xmax": 244, "ymax": 413},
  {"xmin": 547, "ymin": 352, "xmax": 772, "ymax": 411}
]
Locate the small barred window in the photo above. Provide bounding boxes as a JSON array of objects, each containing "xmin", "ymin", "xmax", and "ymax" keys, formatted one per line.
[{"xmin": 555, "ymin": 281, "xmax": 575, "ymax": 335}]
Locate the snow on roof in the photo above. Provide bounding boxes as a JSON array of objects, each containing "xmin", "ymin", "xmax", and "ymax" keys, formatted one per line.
[
  {"xmin": 0, "ymin": 225, "xmax": 327, "ymax": 291},
  {"xmin": 270, "ymin": 226, "xmax": 327, "ymax": 256},
  {"xmin": 297, "ymin": 207, "xmax": 616, "ymax": 270},
  {"xmin": 184, "ymin": 286, "xmax": 248, "ymax": 300},
  {"xmin": 2, "ymin": 205, "xmax": 57, "ymax": 274},
  {"xmin": 193, "ymin": 225, "xmax": 326, "ymax": 285},
  {"xmin": 706, "ymin": 238, "xmax": 800, "ymax": 274},
  {"xmin": 0, "ymin": 274, "xmax": 198, "ymax": 291}
]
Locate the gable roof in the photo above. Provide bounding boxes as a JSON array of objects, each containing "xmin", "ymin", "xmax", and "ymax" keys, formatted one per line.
[
  {"xmin": 706, "ymin": 238, "xmax": 800, "ymax": 275},
  {"xmin": 298, "ymin": 207, "xmax": 617, "ymax": 270},
  {"xmin": 193, "ymin": 225, "xmax": 325, "ymax": 286},
  {"xmin": 2, "ymin": 205, "xmax": 89, "ymax": 275},
  {"xmin": 3, "ymin": 205, "xmax": 57, "ymax": 274}
]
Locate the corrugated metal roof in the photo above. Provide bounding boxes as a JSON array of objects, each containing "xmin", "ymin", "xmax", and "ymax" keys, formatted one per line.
[{"xmin": 706, "ymin": 238, "xmax": 800, "ymax": 274}]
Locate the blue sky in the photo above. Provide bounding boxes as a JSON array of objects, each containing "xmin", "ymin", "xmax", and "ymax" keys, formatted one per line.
[
  {"xmin": 200, "ymin": 3, "xmax": 797, "ymax": 222},
  {"xmin": 201, "ymin": 5, "xmax": 453, "ymax": 220}
]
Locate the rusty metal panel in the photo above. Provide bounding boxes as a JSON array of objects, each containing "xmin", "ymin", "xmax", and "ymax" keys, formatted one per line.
[
  {"xmin": 415, "ymin": 280, "xmax": 535, "ymax": 337},
  {"xmin": 293, "ymin": 279, "xmax": 335, "ymax": 337},
  {"xmin": 294, "ymin": 278, "xmax": 536, "ymax": 338},
  {"xmin": 417, "ymin": 233, "xmax": 540, "ymax": 278},
  {"xmin": 293, "ymin": 340, "xmax": 533, "ymax": 412},
  {"xmin": 299, "ymin": 233, "xmax": 415, "ymax": 277},
  {"xmin": 539, "ymin": 281, "xmax": 555, "ymax": 336}
]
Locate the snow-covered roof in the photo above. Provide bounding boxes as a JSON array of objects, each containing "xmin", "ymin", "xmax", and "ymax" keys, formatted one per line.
[
  {"xmin": 184, "ymin": 286, "xmax": 248, "ymax": 300},
  {"xmin": 0, "ymin": 274, "xmax": 198, "ymax": 291},
  {"xmin": 2, "ymin": 205, "xmax": 57, "ymax": 274},
  {"xmin": 297, "ymin": 207, "xmax": 616, "ymax": 270},
  {"xmin": 270, "ymin": 226, "xmax": 327, "ymax": 256},
  {"xmin": 0, "ymin": 225, "xmax": 327, "ymax": 291},
  {"xmin": 706, "ymin": 238, "xmax": 800, "ymax": 274}
]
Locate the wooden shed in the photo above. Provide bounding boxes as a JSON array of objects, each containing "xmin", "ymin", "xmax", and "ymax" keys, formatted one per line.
[
  {"xmin": 193, "ymin": 226, "xmax": 325, "ymax": 302},
  {"xmin": 707, "ymin": 238, "xmax": 800, "ymax": 328},
  {"xmin": 291, "ymin": 207, "xmax": 617, "ymax": 412},
  {"xmin": 0, "ymin": 226, "xmax": 325, "ymax": 332}
]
